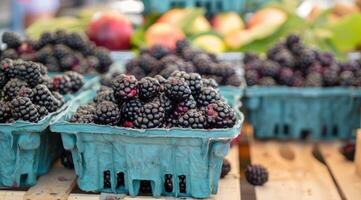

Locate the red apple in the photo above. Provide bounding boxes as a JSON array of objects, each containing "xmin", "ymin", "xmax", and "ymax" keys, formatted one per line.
[{"xmin": 87, "ymin": 12, "xmax": 133, "ymax": 50}]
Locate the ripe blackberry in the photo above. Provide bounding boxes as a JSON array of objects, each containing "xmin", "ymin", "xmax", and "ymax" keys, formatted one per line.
[
  {"xmin": 196, "ymin": 87, "xmax": 221, "ymax": 107},
  {"xmin": 259, "ymin": 77, "xmax": 277, "ymax": 86},
  {"xmin": 178, "ymin": 109, "xmax": 206, "ymax": 129},
  {"xmin": 304, "ymin": 72, "xmax": 323, "ymax": 87},
  {"xmin": 245, "ymin": 70, "xmax": 260, "ymax": 86},
  {"xmin": 0, "ymin": 101, "xmax": 11, "ymax": 123},
  {"xmin": 59, "ymin": 55, "xmax": 76, "ymax": 71},
  {"xmin": 202, "ymin": 78, "xmax": 219, "ymax": 89},
  {"xmin": 138, "ymin": 54, "xmax": 159, "ymax": 74},
  {"xmin": 120, "ymin": 99, "xmax": 143, "ymax": 127},
  {"xmin": 221, "ymin": 159, "xmax": 231, "ymax": 178},
  {"xmin": 174, "ymin": 96, "xmax": 197, "ymax": 116},
  {"xmin": 270, "ymin": 48, "xmax": 295, "ymax": 68},
  {"xmin": 340, "ymin": 143, "xmax": 355, "ymax": 161},
  {"xmin": 70, "ymin": 105, "xmax": 95, "ymax": 123},
  {"xmin": 243, "ymin": 53, "xmax": 259, "ymax": 64},
  {"xmin": 112, "ymin": 74, "xmax": 138, "ymax": 101},
  {"xmin": 53, "ymin": 30, "xmax": 67, "ymax": 44},
  {"xmin": 159, "ymin": 63, "xmax": 181, "ymax": 78},
  {"xmin": 176, "ymin": 39, "xmax": 190, "ymax": 54},
  {"xmin": 158, "ymin": 93, "xmax": 173, "ymax": 115},
  {"xmin": 164, "ymin": 77, "xmax": 191, "ymax": 102},
  {"xmin": 36, "ymin": 105, "xmax": 49, "ymax": 119},
  {"xmin": 65, "ymin": 32, "xmax": 86, "ymax": 50},
  {"xmin": 318, "ymin": 52, "xmax": 334, "ymax": 67},
  {"xmin": 226, "ymin": 74, "xmax": 243, "ymax": 87},
  {"xmin": 52, "ymin": 92, "xmax": 65, "ymax": 107},
  {"xmin": 1, "ymin": 49, "xmax": 18, "ymax": 60},
  {"xmin": 94, "ymin": 101, "xmax": 120, "ymax": 126},
  {"xmin": 192, "ymin": 54, "xmax": 214, "ymax": 75},
  {"xmin": 10, "ymin": 96, "xmax": 39, "ymax": 122},
  {"xmin": 36, "ymin": 32, "xmax": 54, "ymax": 49},
  {"xmin": 205, "ymin": 100, "xmax": 236, "ymax": 128},
  {"xmin": 266, "ymin": 43, "xmax": 285, "ymax": 60},
  {"xmin": 296, "ymin": 49, "xmax": 317, "ymax": 69},
  {"xmin": 32, "ymin": 84, "xmax": 61, "ymax": 112},
  {"xmin": 94, "ymin": 90, "xmax": 116, "ymax": 104},
  {"xmin": 323, "ymin": 68, "xmax": 339, "ymax": 86},
  {"xmin": 16, "ymin": 86, "xmax": 34, "ymax": 98},
  {"xmin": 51, "ymin": 75, "xmax": 72, "ymax": 94},
  {"xmin": 94, "ymin": 48, "xmax": 112, "ymax": 73},
  {"xmin": 245, "ymin": 164, "xmax": 268, "ymax": 186},
  {"xmin": 172, "ymin": 71, "xmax": 203, "ymax": 95},
  {"xmin": 14, "ymin": 61, "xmax": 44, "ymax": 86},
  {"xmin": 138, "ymin": 77, "xmax": 161, "ymax": 101},
  {"xmin": 2, "ymin": 32, "xmax": 21, "ymax": 48},
  {"xmin": 3, "ymin": 78, "xmax": 28, "ymax": 100},
  {"xmin": 135, "ymin": 101, "xmax": 165, "ymax": 128},
  {"xmin": 340, "ymin": 71, "xmax": 355, "ymax": 86},
  {"xmin": 181, "ymin": 48, "xmax": 202, "ymax": 61},
  {"xmin": 36, "ymin": 45, "xmax": 53, "ymax": 63},
  {"xmin": 260, "ymin": 60, "xmax": 281, "ymax": 77},
  {"xmin": 53, "ymin": 44, "xmax": 71, "ymax": 59},
  {"xmin": 285, "ymin": 34, "xmax": 300, "ymax": 49},
  {"xmin": 65, "ymin": 71, "xmax": 84, "ymax": 93},
  {"xmin": 149, "ymin": 45, "xmax": 170, "ymax": 59},
  {"xmin": 279, "ymin": 68, "xmax": 294, "ymax": 86}
]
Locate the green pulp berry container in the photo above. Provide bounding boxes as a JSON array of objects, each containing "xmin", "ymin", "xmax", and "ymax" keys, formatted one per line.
[{"xmin": 50, "ymin": 90, "xmax": 243, "ymax": 198}]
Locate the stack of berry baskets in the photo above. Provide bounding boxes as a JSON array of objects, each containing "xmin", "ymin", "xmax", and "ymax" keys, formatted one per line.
[
  {"xmin": 50, "ymin": 71, "xmax": 243, "ymax": 198},
  {"xmin": 243, "ymin": 34, "xmax": 361, "ymax": 140},
  {"xmin": 0, "ymin": 58, "xmax": 90, "ymax": 187},
  {"xmin": 109, "ymin": 39, "xmax": 244, "ymax": 108}
]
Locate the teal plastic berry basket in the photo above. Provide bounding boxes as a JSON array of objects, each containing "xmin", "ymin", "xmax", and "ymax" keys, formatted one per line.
[
  {"xmin": 219, "ymin": 86, "xmax": 243, "ymax": 108},
  {"xmin": 50, "ymin": 90, "xmax": 243, "ymax": 198},
  {"xmin": 142, "ymin": 0, "xmax": 244, "ymax": 14},
  {"xmin": 243, "ymin": 87, "xmax": 361, "ymax": 140},
  {"xmin": 0, "ymin": 76, "xmax": 99, "ymax": 187}
]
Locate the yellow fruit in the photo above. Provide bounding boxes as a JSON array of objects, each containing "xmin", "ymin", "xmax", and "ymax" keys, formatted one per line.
[
  {"xmin": 212, "ymin": 12, "xmax": 244, "ymax": 36},
  {"xmin": 192, "ymin": 35, "xmax": 226, "ymax": 53},
  {"xmin": 225, "ymin": 30, "xmax": 255, "ymax": 50},
  {"xmin": 186, "ymin": 16, "xmax": 211, "ymax": 35}
]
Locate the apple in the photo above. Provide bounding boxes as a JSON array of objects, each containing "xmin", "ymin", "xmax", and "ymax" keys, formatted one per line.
[
  {"xmin": 212, "ymin": 12, "xmax": 244, "ymax": 36},
  {"xmin": 87, "ymin": 12, "xmax": 133, "ymax": 50},
  {"xmin": 247, "ymin": 8, "xmax": 287, "ymax": 30},
  {"xmin": 145, "ymin": 23, "xmax": 185, "ymax": 49},
  {"xmin": 157, "ymin": 8, "xmax": 186, "ymax": 26}
]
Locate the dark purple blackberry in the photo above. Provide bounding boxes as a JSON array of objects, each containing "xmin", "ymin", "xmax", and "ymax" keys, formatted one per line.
[
  {"xmin": 53, "ymin": 44, "xmax": 71, "ymax": 59},
  {"xmin": 259, "ymin": 77, "xmax": 277, "ymax": 86},
  {"xmin": 279, "ymin": 68, "xmax": 294, "ymax": 86},
  {"xmin": 266, "ymin": 43, "xmax": 285, "ymax": 59},
  {"xmin": 323, "ymin": 68, "xmax": 339, "ymax": 86},
  {"xmin": 270, "ymin": 48, "xmax": 295, "ymax": 68},
  {"xmin": 51, "ymin": 75, "xmax": 72, "ymax": 94},
  {"xmin": 178, "ymin": 109, "xmax": 206, "ymax": 129},
  {"xmin": 296, "ymin": 49, "xmax": 317, "ymax": 69},
  {"xmin": 94, "ymin": 48, "xmax": 112, "ymax": 73},
  {"xmin": 70, "ymin": 105, "xmax": 95, "ymax": 123},
  {"xmin": 135, "ymin": 101, "xmax": 165, "ymax": 128},
  {"xmin": 159, "ymin": 63, "xmax": 180, "ymax": 78},
  {"xmin": 243, "ymin": 53, "xmax": 259, "ymax": 64},
  {"xmin": 32, "ymin": 84, "xmax": 61, "ymax": 112},
  {"xmin": 10, "ymin": 96, "xmax": 39, "ymax": 122},
  {"xmin": 112, "ymin": 74, "xmax": 138, "ymax": 101},
  {"xmin": 3, "ymin": 78, "xmax": 28, "ymax": 100},
  {"xmin": 158, "ymin": 93, "xmax": 173, "ymax": 115},
  {"xmin": 202, "ymin": 78, "xmax": 219, "ymax": 89},
  {"xmin": 318, "ymin": 52, "xmax": 334, "ymax": 67},
  {"xmin": 36, "ymin": 32, "xmax": 54, "ymax": 49},
  {"xmin": 226, "ymin": 74, "xmax": 243, "ymax": 87},
  {"xmin": 171, "ymin": 71, "xmax": 203, "ymax": 95},
  {"xmin": 14, "ymin": 60, "xmax": 44, "ymax": 86},
  {"xmin": 65, "ymin": 71, "xmax": 84, "ymax": 93},
  {"xmin": 205, "ymin": 100, "xmax": 236, "ymax": 128},
  {"xmin": 164, "ymin": 77, "xmax": 191, "ymax": 102},
  {"xmin": 149, "ymin": 45, "xmax": 171, "ymax": 59},
  {"xmin": 260, "ymin": 60, "xmax": 281, "ymax": 77},
  {"xmin": 285, "ymin": 34, "xmax": 300, "ymax": 49},
  {"xmin": 196, "ymin": 87, "xmax": 221, "ymax": 107},
  {"xmin": 221, "ymin": 159, "xmax": 231, "ymax": 178},
  {"xmin": 340, "ymin": 71, "xmax": 355, "ymax": 86},
  {"xmin": 94, "ymin": 90, "xmax": 116, "ymax": 104},
  {"xmin": 36, "ymin": 105, "xmax": 49, "ymax": 119},
  {"xmin": 94, "ymin": 101, "xmax": 120, "ymax": 126},
  {"xmin": 174, "ymin": 96, "xmax": 197, "ymax": 116},
  {"xmin": 245, "ymin": 70, "xmax": 260, "ymax": 86},
  {"xmin": 138, "ymin": 54, "xmax": 159, "ymax": 74},
  {"xmin": 340, "ymin": 143, "xmax": 355, "ymax": 161},
  {"xmin": 192, "ymin": 54, "xmax": 214, "ymax": 75},
  {"xmin": 1, "ymin": 49, "xmax": 18, "ymax": 60},
  {"xmin": 160, "ymin": 55, "xmax": 180, "ymax": 66},
  {"xmin": 2, "ymin": 32, "xmax": 22, "ymax": 48},
  {"xmin": 81, "ymin": 43, "xmax": 96, "ymax": 56},
  {"xmin": 52, "ymin": 91, "xmax": 65, "ymax": 107},
  {"xmin": 245, "ymin": 164, "xmax": 268, "ymax": 186},
  {"xmin": 138, "ymin": 77, "xmax": 161, "ymax": 101},
  {"xmin": 181, "ymin": 48, "xmax": 202, "ymax": 61},
  {"xmin": 53, "ymin": 30, "xmax": 67, "ymax": 44},
  {"xmin": 304, "ymin": 72, "xmax": 323, "ymax": 87},
  {"xmin": 0, "ymin": 101, "xmax": 11, "ymax": 123},
  {"xmin": 176, "ymin": 39, "xmax": 190, "ymax": 54},
  {"xmin": 65, "ymin": 32, "xmax": 86, "ymax": 50},
  {"xmin": 59, "ymin": 55, "xmax": 76, "ymax": 71},
  {"xmin": 120, "ymin": 99, "xmax": 143, "ymax": 127},
  {"xmin": 36, "ymin": 45, "xmax": 53, "ymax": 63},
  {"xmin": 16, "ymin": 86, "xmax": 34, "ymax": 98}
]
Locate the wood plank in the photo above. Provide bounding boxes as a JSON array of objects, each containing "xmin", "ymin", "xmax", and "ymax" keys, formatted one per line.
[
  {"xmin": 68, "ymin": 146, "xmax": 241, "ymax": 200},
  {"xmin": 319, "ymin": 142, "xmax": 361, "ymax": 200},
  {"xmin": 23, "ymin": 167, "xmax": 76, "ymax": 200},
  {"xmin": 0, "ymin": 191, "xmax": 25, "ymax": 200},
  {"xmin": 250, "ymin": 141, "xmax": 341, "ymax": 200},
  {"xmin": 355, "ymin": 130, "xmax": 361, "ymax": 176}
]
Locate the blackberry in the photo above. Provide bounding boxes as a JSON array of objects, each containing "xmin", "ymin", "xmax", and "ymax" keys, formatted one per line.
[
  {"xmin": 53, "ymin": 44, "xmax": 71, "ymax": 59},
  {"xmin": 94, "ymin": 90, "xmax": 116, "ymax": 104},
  {"xmin": 243, "ymin": 53, "xmax": 259, "ymax": 64},
  {"xmin": 32, "ymin": 84, "xmax": 61, "ymax": 112},
  {"xmin": 196, "ymin": 87, "xmax": 221, "ymax": 107},
  {"xmin": 65, "ymin": 32, "xmax": 86, "ymax": 50},
  {"xmin": 214, "ymin": 63, "xmax": 236, "ymax": 78},
  {"xmin": 259, "ymin": 77, "xmax": 277, "ymax": 86},
  {"xmin": 221, "ymin": 159, "xmax": 231, "ymax": 178},
  {"xmin": 292, "ymin": 73, "xmax": 305, "ymax": 87},
  {"xmin": 205, "ymin": 100, "xmax": 236, "ymax": 128},
  {"xmin": 86, "ymin": 56, "xmax": 100, "ymax": 71},
  {"xmin": 59, "ymin": 55, "xmax": 76, "ymax": 71},
  {"xmin": 178, "ymin": 109, "xmax": 206, "ymax": 129},
  {"xmin": 36, "ymin": 32, "xmax": 54, "ymax": 49},
  {"xmin": 176, "ymin": 39, "xmax": 190, "ymax": 54},
  {"xmin": 304, "ymin": 72, "xmax": 323, "ymax": 87},
  {"xmin": 155, "ymin": 75, "xmax": 166, "ymax": 90},
  {"xmin": 244, "ymin": 59, "xmax": 263, "ymax": 71},
  {"xmin": 279, "ymin": 68, "xmax": 294, "ymax": 86},
  {"xmin": 340, "ymin": 71, "xmax": 355, "ymax": 86},
  {"xmin": 159, "ymin": 63, "xmax": 180, "ymax": 78},
  {"xmin": 323, "ymin": 68, "xmax": 339, "ymax": 86},
  {"xmin": 135, "ymin": 101, "xmax": 165, "ymax": 128},
  {"xmin": 14, "ymin": 61, "xmax": 44, "ymax": 86},
  {"xmin": 10, "ymin": 96, "xmax": 39, "ymax": 122},
  {"xmin": 3, "ymin": 78, "xmax": 28, "ymax": 100},
  {"xmin": 65, "ymin": 71, "xmax": 84, "ymax": 93},
  {"xmin": 112, "ymin": 74, "xmax": 138, "ymax": 101},
  {"xmin": 138, "ymin": 54, "xmax": 159, "ymax": 74},
  {"xmin": 164, "ymin": 77, "xmax": 191, "ymax": 102},
  {"xmin": 245, "ymin": 164, "xmax": 268, "ymax": 186},
  {"xmin": 138, "ymin": 77, "xmax": 161, "ymax": 101},
  {"xmin": 60, "ymin": 150, "xmax": 74, "ymax": 169},
  {"xmin": 340, "ymin": 143, "xmax": 355, "ymax": 161},
  {"xmin": 53, "ymin": 30, "xmax": 67, "ymax": 44},
  {"xmin": 121, "ymin": 99, "xmax": 143, "ymax": 127},
  {"xmin": 0, "ymin": 101, "xmax": 11, "ymax": 123},
  {"xmin": 51, "ymin": 75, "xmax": 72, "ymax": 94},
  {"xmin": 171, "ymin": 71, "xmax": 203, "ymax": 95},
  {"xmin": 94, "ymin": 48, "xmax": 112, "ymax": 73},
  {"xmin": 318, "ymin": 52, "xmax": 334, "ymax": 67},
  {"xmin": 158, "ymin": 93, "xmax": 173, "ymax": 115},
  {"xmin": 2, "ymin": 32, "xmax": 22, "ymax": 48},
  {"xmin": 285, "ymin": 34, "xmax": 300, "ymax": 49},
  {"xmin": 182, "ymin": 48, "xmax": 202, "ymax": 61},
  {"xmin": 1, "ymin": 49, "xmax": 18, "ymax": 60},
  {"xmin": 174, "ymin": 96, "xmax": 197, "ymax": 116},
  {"xmin": 296, "ymin": 49, "xmax": 317, "ymax": 69},
  {"xmin": 81, "ymin": 43, "xmax": 96, "ymax": 56},
  {"xmin": 192, "ymin": 54, "xmax": 214, "ymax": 75},
  {"xmin": 94, "ymin": 101, "xmax": 120, "ymax": 125},
  {"xmin": 226, "ymin": 74, "xmax": 242, "ymax": 87},
  {"xmin": 36, "ymin": 46, "xmax": 53, "ymax": 63},
  {"xmin": 52, "ymin": 92, "xmax": 65, "ymax": 107},
  {"xmin": 16, "ymin": 86, "xmax": 34, "ymax": 98},
  {"xmin": 149, "ymin": 45, "xmax": 170, "ymax": 59},
  {"xmin": 70, "ymin": 105, "xmax": 95, "ymax": 123},
  {"xmin": 260, "ymin": 60, "xmax": 281, "ymax": 77},
  {"xmin": 245, "ymin": 70, "xmax": 260, "ymax": 86},
  {"xmin": 270, "ymin": 48, "xmax": 295, "ymax": 68},
  {"xmin": 266, "ymin": 43, "xmax": 285, "ymax": 60},
  {"xmin": 202, "ymin": 78, "xmax": 219, "ymax": 89},
  {"xmin": 36, "ymin": 105, "xmax": 49, "ymax": 119}
]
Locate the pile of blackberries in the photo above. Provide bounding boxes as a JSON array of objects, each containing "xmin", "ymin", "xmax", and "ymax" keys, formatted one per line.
[
  {"xmin": 244, "ymin": 34, "xmax": 361, "ymax": 87},
  {"xmin": 71, "ymin": 71, "xmax": 237, "ymax": 129},
  {"xmin": 0, "ymin": 59, "xmax": 84, "ymax": 123},
  {"xmin": 1, "ymin": 31, "xmax": 112, "ymax": 74},
  {"xmin": 125, "ymin": 40, "xmax": 242, "ymax": 87}
]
